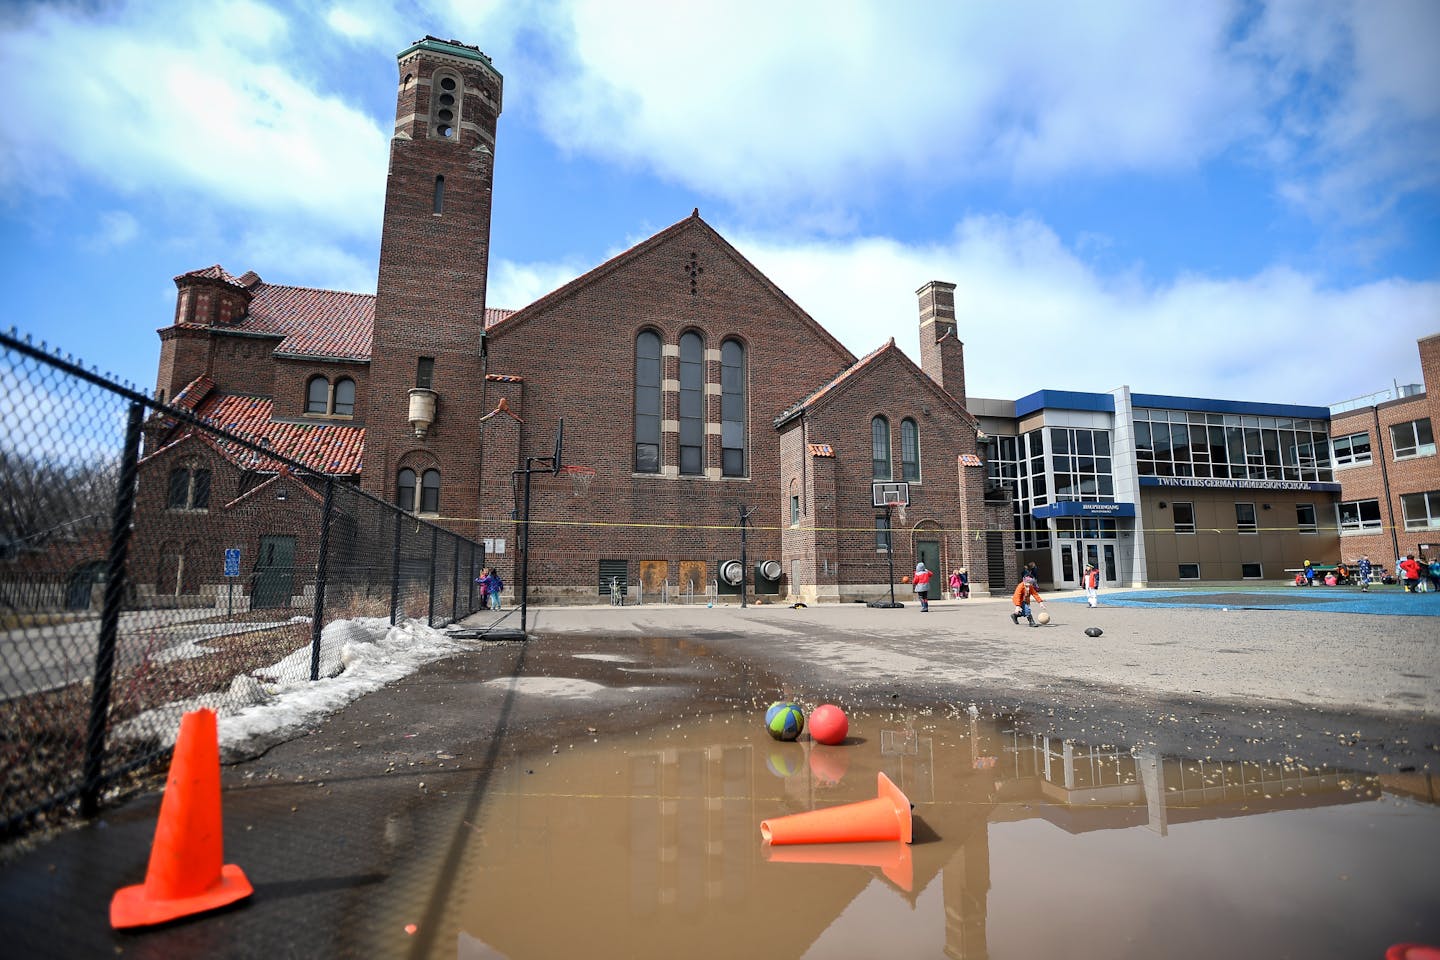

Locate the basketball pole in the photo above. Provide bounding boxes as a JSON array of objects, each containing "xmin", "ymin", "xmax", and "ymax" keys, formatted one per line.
[{"xmin": 885, "ymin": 502, "xmax": 897, "ymax": 607}]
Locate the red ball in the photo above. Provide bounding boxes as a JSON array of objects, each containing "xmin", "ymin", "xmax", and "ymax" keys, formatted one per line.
[{"xmin": 808, "ymin": 704, "xmax": 849, "ymax": 745}]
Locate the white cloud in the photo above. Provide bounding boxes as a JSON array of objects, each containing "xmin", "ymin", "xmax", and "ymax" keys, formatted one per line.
[
  {"xmin": 487, "ymin": 256, "xmax": 597, "ymax": 311},
  {"xmin": 0, "ymin": 2, "xmax": 387, "ymax": 238},
  {"xmin": 524, "ymin": 1, "xmax": 1255, "ymax": 206},
  {"xmin": 84, "ymin": 211, "xmax": 141, "ymax": 252},
  {"xmin": 722, "ymin": 217, "xmax": 1437, "ymax": 405}
]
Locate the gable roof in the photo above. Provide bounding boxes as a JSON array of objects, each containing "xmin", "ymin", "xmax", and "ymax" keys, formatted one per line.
[
  {"xmin": 774, "ymin": 339, "xmax": 979, "ymax": 430},
  {"xmin": 484, "ymin": 211, "xmax": 856, "ymax": 368}
]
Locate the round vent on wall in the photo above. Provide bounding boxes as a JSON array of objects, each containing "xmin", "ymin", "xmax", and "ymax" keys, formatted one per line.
[{"xmin": 720, "ymin": 560, "xmax": 744, "ymax": 586}]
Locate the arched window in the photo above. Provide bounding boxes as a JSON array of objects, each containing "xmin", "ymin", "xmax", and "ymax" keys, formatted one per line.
[
  {"xmin": 166, "ymin": 462, "xmax": 210, "ymax": 510},
  {"xmin": 634, "ymin": 331, "xmax": 661, "ymax": 473},
  {"xmin": 433, "ymin": 175, "xmax": 445, "ymax": 215},
  {"xmin": 333, "ymin": 378, "xmax": 356, "ymax": 416},
  {"xmin": 306, "ymin": 376, "xmax": 329, "ymax": 414},
  {"xmin": 872, "ymin": 416, "xmax": 892, "ymax": 479},
  {"xmin": 397, "ymin": 469, "xmax": 416, "ymax": 511},
  {"xmin": 721, "ymin": 339, "xmax": 746, "ymax": 477},
  {"xmin": 678, "ymin": 331, "xmax": 704, "ymax": 475},
  {"xmin": 420, "ymin": 469, "xmax": 441, "ymax": 514},
  {"xmin": 901, "ymin": 418, "xmax": 920, "ymax": 481}
]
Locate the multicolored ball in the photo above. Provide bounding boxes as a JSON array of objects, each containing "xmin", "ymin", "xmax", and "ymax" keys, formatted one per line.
[{"xmin": 764, "ymin": 701, "xmax": 806, "ymax": 741}]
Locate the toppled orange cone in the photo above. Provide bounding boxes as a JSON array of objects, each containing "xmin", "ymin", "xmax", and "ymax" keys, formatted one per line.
[
  {"xmin": 760, "ymin": 771, "xmax": 912, "ymax": 845},
  {"xmin": 110, "ymin": 708, "xmax": 252, "ymax": 929}
]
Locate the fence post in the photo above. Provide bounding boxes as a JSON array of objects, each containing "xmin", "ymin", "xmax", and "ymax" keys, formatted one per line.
[
  {"xmin": 81, "ymin": 401, "xmax": 144, "ymax": 818},
  {"xmin": 309, "ymin": 478, "xmax": 335, "ymax": 682},
  {"xmin": 427, "ymin": 525, "xmax": 438, "ymax": 628},
  {"xmin": 468, "ymin": 542, "xmax": 476, "ymax": 614},
  {"xmin": 451, "ymin": 537, "xmax": 460, "ymax": 625},
  {"xmin": 390, "ymin": 508, "xmax": 403, "ymax": 625}
]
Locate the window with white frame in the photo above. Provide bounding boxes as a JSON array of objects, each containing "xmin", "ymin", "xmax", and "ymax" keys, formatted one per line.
[
  {"xmin": 1241, "ymin": 562, "xmax": 1262, "ymax": 579},
  {"xmin": 1172, "ymin": 501, "xmax": 1196, "ymax": 534},
  {"xmin": 1337, "ymin": 498, "xmax": 1382, "ymax": 532},
  {"xmin": 1331, "ymin": 431, "xmax": 1372, "ymax": 468},
  {"xmin": 1296, "ymin": 503, "xmax": 1317, "ymax": 533},
  {"xmin": 1235, "ymin": 502, "xmax": 1257, "ymax": 533},
  {"xmin": 1178, "ymin": 563, "xmax": 1200, "ymax": 579},
  {"xmin": 1390, "ymin": 419, "xmax": 1435, "ymax": 459},
  {"xmin": 1400, "ymin": 490, "xmax": 1440, "ymax": 530}
]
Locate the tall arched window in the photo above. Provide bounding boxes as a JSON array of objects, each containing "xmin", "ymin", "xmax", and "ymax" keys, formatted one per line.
[
  {"xmin": 433, "ymin": 175, "xmax": 445, "ymax": 214},
  {"xmin": 397, "ymin": 469, "xmax": 416, "ymax": 511},
  {"xmin": 634, "ymin": 331, "xmax": 661, "ymax": 473},
  {"xmin": 721, "ymin": 339, "xmax": 746, "ymax": 477},
  {"xmin": 420, "ymin": 470, "xmax": 441, "ymax": 513},
  {"xmin": 678, "ymin": 331, "xmax": 704, "ymax": 475},
  {"xmin": 333, "ymin": 378, "xmax": 356, "ymax": 416},
  {"xmin": 306, "ymin": 376, "xmax": 329, "ymax": 414},
  {"xmin": 872, "ymin": 416, "xmax": 892, "ymax": 479},
  {"xmin": 901, "ymin": 418, "xmax": 920, "ymax": 481}
]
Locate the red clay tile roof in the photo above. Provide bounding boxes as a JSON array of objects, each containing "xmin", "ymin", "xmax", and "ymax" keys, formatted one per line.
[
  {"xmin": 191, "ymin": 394, "xmax": 365, "ymax": 474},
  {"xmin": 172, "ymin": 267, "xmax": 515, "ymax": 361},
  {"xmin": 808, "ymin": 443, "xmax": 835, "ymax": 457},
  {"xmin": 170, "ymin": 374, "xmax": 214, "ymax": 412}
]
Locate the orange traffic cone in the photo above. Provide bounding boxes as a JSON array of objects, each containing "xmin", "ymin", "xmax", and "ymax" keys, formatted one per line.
[
  {"xmin": 110, "ymin": 708, "xmax": 253, "ymax": 929},
  {"xmin": 760, "ymin": 771, "xmax": 912, "ymax": 845},
  {"xmin": 765, "ymin": 841, "xmax": 914, "ymax": 892}
]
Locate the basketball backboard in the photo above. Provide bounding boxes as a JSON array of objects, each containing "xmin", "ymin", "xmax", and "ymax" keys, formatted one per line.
[{"xmin": 871, "ymin": 481, "xmax": 910, "ymax": 508}]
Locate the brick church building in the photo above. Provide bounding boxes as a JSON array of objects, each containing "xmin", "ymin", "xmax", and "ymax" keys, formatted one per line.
[{"xmin": 137, "ymin": 35, "xmax": 1009, "ymax": 609}]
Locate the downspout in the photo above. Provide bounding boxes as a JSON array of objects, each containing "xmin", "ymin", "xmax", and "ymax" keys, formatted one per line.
[{"xmin": 1373, "ymin": 405, "xmax": 1400, "ymax": 561}]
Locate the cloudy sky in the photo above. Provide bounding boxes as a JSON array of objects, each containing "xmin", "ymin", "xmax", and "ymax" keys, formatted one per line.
[{"xmin": 2, "ymin": 0, "xmax": 1437, "ymax": 406}]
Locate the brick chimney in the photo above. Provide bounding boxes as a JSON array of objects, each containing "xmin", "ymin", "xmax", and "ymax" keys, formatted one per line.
[{"xmin": 916, "ymin": 280, "xmax": 966, "ymax": 404}]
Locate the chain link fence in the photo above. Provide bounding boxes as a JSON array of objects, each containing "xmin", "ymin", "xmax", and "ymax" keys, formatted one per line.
[{"xmin": 0, "ymin": 330, "xmax": 486, "ymax": 837}]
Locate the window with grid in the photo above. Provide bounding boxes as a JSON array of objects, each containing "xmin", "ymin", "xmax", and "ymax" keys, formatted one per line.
[
  {"xmin": 166, "ymin": 464, "xmax": 211, "ymax": 510},
  {"xmin": 1390, "ymin": 419, "xmax": 1435, "ymax": 459},
  {"xmin": 901, "ymin": 418, "xmax": 920, "ymax": 481},
  {"xmin": 1400, "ymin": 491, "xmax": 1440, "ymax": 530},
  {"xmin": 721, "ymin": 339, "xmax": 746, "ymax": 477},
  {"xmin": 1337, "ymin": 498, "xmax": 1382, "ymax": 532},
  {"xmin": 634, "ymin": 331, "xmax": 661, "ymax": 473},
  {"xmin": 1331, "ymin": 431, "xmax": 1372, "ymax": 468},
  {"xmin": 678, "ymin": 331, "xmax": 703, "ymax": 475},
  {"xmin": 872, "ymin": 416, "xmax": 891, "ymax": 479}
]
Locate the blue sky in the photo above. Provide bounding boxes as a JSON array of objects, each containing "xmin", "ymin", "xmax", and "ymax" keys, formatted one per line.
[{"xmin": 2, "ymin": 0, "xmax": 1437, "ymax": 406}]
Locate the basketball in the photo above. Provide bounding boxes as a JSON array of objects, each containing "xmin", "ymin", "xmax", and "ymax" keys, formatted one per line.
[
  {"xmin": 1085, "ymin": 626, "xmax": 1103, "ymax": 637},
  {"xmin": 808, "ymin": 704, "xmax": 849, "ymax": 745},
  {"xmin": 1035, "ymin": 609, "xmax": 1051, "ymax": 624},
  {"xmin": 765, "ymin": 702, "xmax": 806, "ymax": 741}
]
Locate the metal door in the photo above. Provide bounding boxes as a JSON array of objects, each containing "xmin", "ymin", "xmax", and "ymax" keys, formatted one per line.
[
  {"xmin": 916, "ymin": 540, "xmax": 940, "ymax": 579},
  {"xmin": 252, "ymin": 535, "xmax": 296, "ymax": 609}
]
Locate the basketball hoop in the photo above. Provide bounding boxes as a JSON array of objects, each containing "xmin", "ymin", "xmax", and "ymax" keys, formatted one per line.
[
  {"xmin": 896, "ymin": 502, "xmax": 907, "ymax": 524},
  {"xmin": 558, "ymin": 464, "xmax": 595, "ymax": 498}
]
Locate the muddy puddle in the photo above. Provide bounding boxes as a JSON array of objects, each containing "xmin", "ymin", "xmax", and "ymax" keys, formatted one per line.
[{"xmin": 388, "ymin": 710, "xmax": 1440, "ymax": 959}]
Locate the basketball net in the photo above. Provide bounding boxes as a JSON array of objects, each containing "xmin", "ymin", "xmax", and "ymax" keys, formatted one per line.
[
  {"xmin": 559, "ymin": 465, "xmax": 595, "ymax": 498},
  {"xmin": 896, "ymin": 501, "xmax": 907, "ymax": 524}
]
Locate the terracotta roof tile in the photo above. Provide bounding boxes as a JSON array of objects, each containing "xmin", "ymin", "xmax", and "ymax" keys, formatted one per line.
[
  {"xmin": 808, "ymin": 443, "xmax": 835, "ymax": 457},
  {"xmin": 191, "ymin": 394, "xmax": 364, "ymax": 474},
  {"xmin": 170, "ymin": 374, "xmax": 214, "ymax": 412}
]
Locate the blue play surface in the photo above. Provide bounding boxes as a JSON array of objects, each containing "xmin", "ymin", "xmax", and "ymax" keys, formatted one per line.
[{"xmin": 1053, "ymin": 587, "xmax": 1440, "ymax": 616}]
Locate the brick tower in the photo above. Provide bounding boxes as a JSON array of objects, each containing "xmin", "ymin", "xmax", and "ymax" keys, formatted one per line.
[
  {"xmin": 916, "ymin": 280, "xmax": 967, "ymax": 405},
  {"xmin": 364, "ymin": 37, "xmax": 503, "ymax": 528}
]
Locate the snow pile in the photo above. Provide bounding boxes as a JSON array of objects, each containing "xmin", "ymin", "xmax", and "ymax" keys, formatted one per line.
[{"xmin": 113, "ymin": 617, "xmax": 471, "ymax": 758}]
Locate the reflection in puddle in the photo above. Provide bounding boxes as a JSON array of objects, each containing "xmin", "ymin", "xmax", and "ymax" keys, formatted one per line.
[{"xmin": 402, "ymin": 712, "xmax": 1440, "ymax": 959}]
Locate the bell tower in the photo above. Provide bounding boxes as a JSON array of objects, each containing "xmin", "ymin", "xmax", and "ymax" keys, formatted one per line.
[
  {"xmin": 365, "ymin": 37, "xmax": 503, "ymax": 516},
  {"xmin": 917, "ymin": 280, "xmax": 967, "ymax": 405}
]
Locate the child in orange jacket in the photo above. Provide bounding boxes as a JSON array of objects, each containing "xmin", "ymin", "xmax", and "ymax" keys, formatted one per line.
[{"xmin": 1011, "ymin": 576, "xmax": 1044, "ymax": 627}]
